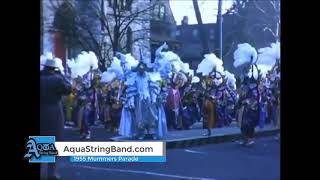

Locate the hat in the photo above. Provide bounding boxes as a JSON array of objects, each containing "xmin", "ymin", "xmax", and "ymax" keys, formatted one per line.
[{"xmin": 43, "ymin": 59, "xmax": 58, "ymax": 68}]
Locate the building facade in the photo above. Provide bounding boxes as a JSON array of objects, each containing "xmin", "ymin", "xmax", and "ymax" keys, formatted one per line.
[
  {"xmin": 176, "ymin": 20, "xmax": 216, "ymax": 70},
  {"xmin": 150, "ymin": 0, "xmax": 180, "ymax": 62},
  {"xmin": 41, "ymin": 0, "xmax": 153, "ymax": 68}
]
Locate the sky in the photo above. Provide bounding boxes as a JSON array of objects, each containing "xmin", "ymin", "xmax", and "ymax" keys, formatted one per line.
[{"xmin": 169, "ymin": 0, "xmax": 235, "ymax": 25}]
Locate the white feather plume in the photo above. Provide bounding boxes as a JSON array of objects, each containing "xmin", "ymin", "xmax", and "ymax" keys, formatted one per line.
[
  {"xmin": 191, "ymin": 76, "xmax": 200, "ymax": 83},
  {"xmin": 149, "ymin": 72, "xmax": 162, "ymax": 82},
  {"xmin": 88, "ymin": 51, "xmax": 99, "ymax": 70},
  {"xmin": 101, "ymin": 71, "xmax": 116, "ymax": 83},
  {"xmin": 107, "ymin": 57, "xmax": 124, "ymax": 77},
  {"xmin": 67, "ymin": 51, "xmax": 100, "ymax": 78},
  {"xmin": 256, "ymin": 42, "xmax": 280, "ymax": 74},
  {"xmin": 54, "ymin": 57, "xmax": 64, "ymax": 74},
  {"xmin": 233, "ymin": 43, "xmax": 257, "ymax": 68},
  {"xmin": 124, "ymin": 53, "xmax": 139, "ymax": 70},
  {"xmin": 253, "ymin": 42, "xmax": 281, "ymax": 78},
  {"xmin": 224, "ymin": 71, "xmax": 237, "ymax": 89},
  {"xmin": 197, "ymin": 53, "xmax": 224, "ymax": 76}
]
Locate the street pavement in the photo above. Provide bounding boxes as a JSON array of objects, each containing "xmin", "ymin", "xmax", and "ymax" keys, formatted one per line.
[{"xmin": 57, "ymin": 136, "xmax": 280, "ymax": 180}]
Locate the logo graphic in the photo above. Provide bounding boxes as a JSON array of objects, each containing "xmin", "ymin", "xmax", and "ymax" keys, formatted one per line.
[{"xmin": 24, "ymin": 136, "xmax": 58, "ymax": 163}]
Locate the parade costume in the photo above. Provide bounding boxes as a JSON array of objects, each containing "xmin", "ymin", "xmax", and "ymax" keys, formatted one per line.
[
  {"xmin": 166, "ymin": 87, "xmax": 181, "ymax": 130},
  {"xmin": 201, "ymin": 76, "xmax": 218, "ymax": 135},
  {"xmin": 202, "ymin": 95, "xmax": 216, "ymax": 135},
  {"xmin": 224, "ymin": 87, "xmax": 238, "ymax": 126},
  {"xmin": 106, "ymin": 81, "xmax": 123, "ymax": 132},
  {"xmin": 119, "ymin": 62, "xmax": 167, "ymax": 139},
  {"xmin": 258, "ymin": 82, "xmax": 268, "ymax": 129},
  {"xmin": 239, "ymin": 72, "xmax": 260, "ymax": 146},
  {"xmin": 215, "ymin": 87, "xmax": 226, "ymax": 128},
  {"xmin": 181, "ymin": 88, "xmax": 200, "ymax": 129},
  {"xmin": 79, "ymin": 88, "xmax": 94, "ymax": 139}
]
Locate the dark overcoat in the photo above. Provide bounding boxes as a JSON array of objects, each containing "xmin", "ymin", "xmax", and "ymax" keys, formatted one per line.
[{"xmin": 40, "ymin": 70, "xmax": 72, "ymax": 141}]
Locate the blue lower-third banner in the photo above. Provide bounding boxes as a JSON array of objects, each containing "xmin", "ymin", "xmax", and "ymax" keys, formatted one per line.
[{"xmin": 70, "ymin": 156, "xmax": 166, "ymax": 162}]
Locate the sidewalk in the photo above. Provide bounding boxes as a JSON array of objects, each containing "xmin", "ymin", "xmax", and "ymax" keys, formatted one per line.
[
  {"xmin": 63, "ymin": 122, "xmax": 279, "ymax": 148},
  {"xmin": 110, "ymin": 122, "xmax": 279, "ymax": 149}
]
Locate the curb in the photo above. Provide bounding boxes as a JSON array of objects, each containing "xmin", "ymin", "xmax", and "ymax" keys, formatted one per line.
[
  {"xmin": 110, "ymin": 128, "xmax": 280, "ymax": 149},
  {"xmin": 166, "ymin": 129, "xmax": 280, "ymax": 149}
]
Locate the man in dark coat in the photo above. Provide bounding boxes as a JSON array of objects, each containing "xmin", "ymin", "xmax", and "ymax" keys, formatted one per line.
[{"xmin": 40, "ymin": 59, "xmax": 72, "ymax": 179}]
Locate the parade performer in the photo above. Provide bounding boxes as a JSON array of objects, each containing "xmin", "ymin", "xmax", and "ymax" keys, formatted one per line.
[
  {"xmin": 106, "ymin": 80, "xmax": 123, "ymax": 132},
  {"xmin": 224, "ymin": 72, "xmax": 238, "ymax": 126},
  {"xmin": 119, "ymin": 61, "xmax": 167, "ymax": 140},
  {"xmin": 202, "ymin": 93, "xmax": 216, "ymax": 136},
  {"xmin": 166, "ymin": 72, "xmax": 185, "ymax": 130},
  {"xmin": 181, "ymin": 88, "xmax": 200, "ymax": 129},
  {"xmin": 201, "ymin": 76, "xmax": 216, "ymax": 136},
  {"xmin": 239, "ymin": 76, "xmax": 259, "ymax": 146},
  {"xmin": 64, "ymin": 89, "xmax": 76, "ymax": 126},
  {"xmin": 224, "ymin": 89, "xmax": 237, "ymax": 126},
  {"xmin": 258, "ymin": 78, "xmax": 268, "ymax": 129},
  {"xmin": 79, "ymin": 86, "xmax": 93, "ymax": 139},
  {"xmin": 215, "ymin": 81, "xmax": 226, "ymax": 127},
  {"xmin": 269, "ymin": 63, "xmax": 280, "ymax": 128}
]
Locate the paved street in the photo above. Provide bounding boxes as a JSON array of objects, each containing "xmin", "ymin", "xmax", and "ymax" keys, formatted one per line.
[{"xmin": 57, "ymin": 136, "xmax": 280, "ymax": 180}]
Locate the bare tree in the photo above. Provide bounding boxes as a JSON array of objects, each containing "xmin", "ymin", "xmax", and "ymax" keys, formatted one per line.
[
  {"xmin": 47, "ymin": 0, "xmax": 156, "ymax": 71},
  {"xmin": 224, "ymin": 0, "xmax": 280, "ymax": 45},
  {"xmin": 215, "ymin": 0, "xmax": 222, "ymax": 59},
  {"xmin": 221, "ymin": 0, "xmax": 280, "ymax": 74},
  {"xmin": 192, "ymin": 0, "xmax": 209, "ymax": 55}
]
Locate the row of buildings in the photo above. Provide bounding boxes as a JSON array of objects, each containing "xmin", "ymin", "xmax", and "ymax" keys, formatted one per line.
[{"xmin": 41, "ymin": 0, "xmax": 278, "ymax": 74}]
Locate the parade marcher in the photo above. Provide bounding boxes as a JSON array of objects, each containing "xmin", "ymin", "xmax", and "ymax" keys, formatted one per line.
[
  {"xmin": 70, "ymin": 87, "xmax": 79, "ymax": 127},
  {"xmin": 202, "ymin": 93, "xmax": 216, "ymax": 136},
  {"xmin": 224, "ymin": 90, "xmax": 236, "ymax": 126},
  {"xmin": 181, "ymin": 88, "xmax": 200, "ymax": 129},
  {"xmin": 239, "ymin": 76, "xmax": 260, "ymax": 146},
  {"xmin": 258, "ymin": 78, "xmax": 269, "ymax": 129},
  {"xmin": 79, "ymin": 86, "xmax": 93, "ymax": 139},
  {"xmin": 215, "ymin": 85, "xmax": 226, "ymax": 127},
  {"xmin": 106, "ymin": 80, "xmax": 123, "ymax": 133},
  {"xmin": 166, "ymin": 77, "xmax": 182, "ymax": 130},
  {"xmin": 119, "ymin": 61, "xmax": 167, "ymax": 140},
  {"xmin": 63, "ymin": 89, "xmax": 75, "ymax": 126},
  {"xmin": 40, "ymin": 59, "xmax": 72, "ymax": 179},
  {"xmin": 201, "ymin": 76, "xmax": 217, "ymax": 136}
]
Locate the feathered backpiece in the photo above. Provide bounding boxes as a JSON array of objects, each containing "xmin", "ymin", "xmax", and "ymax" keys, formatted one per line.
[
  {"xmin": 224, "ymin": 71, "xmax": 237, "ymax": 90},
  {"xmin": 67, "ymin": 51, "xmax": 99, "ymax": 79},
  {"xmin": 197, "ymin": 53, "xmax": 224, "ymax": 76},
  {"xmin": 233, "ymin": 43, "xmax": 257, "ymax": 68},
  {"xmin": 255, "ymin": 41, "xmax": 281, "ymax": 77}
]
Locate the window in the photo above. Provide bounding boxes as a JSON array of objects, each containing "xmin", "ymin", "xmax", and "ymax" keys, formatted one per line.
[
  {"xmin": 154, "ymin": 5, "xmax": 159, "ymax": 19},
  {"xmin": 109, "ymin": 0, "xmax": 132, "ymax": 10},
  {"xmin": 209, "ymin": 29, "xmax": 214, "ymax": 39},
  {"xmin": 193, "ymin": 29, "xmax": 198, "ymax": 37},
  {"xmin": 176, "ymin": 30, "xmax": 180, "ymax": 36},
  {"xmin": 159, "ymin": 5, "xmax": 166, "ymax": 19},
  {"xmin": 210, "ymin": 29, "xmax": 214, "ymax": 35},
  {"xmin": 153, "ymin": 4, "xmax": 166, "ymax": 20}
]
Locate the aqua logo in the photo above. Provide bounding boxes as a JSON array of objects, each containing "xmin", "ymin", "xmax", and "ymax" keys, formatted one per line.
[{"xmin": 24, "ymin": 136, "xmax": 57, "ymax": 163}]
